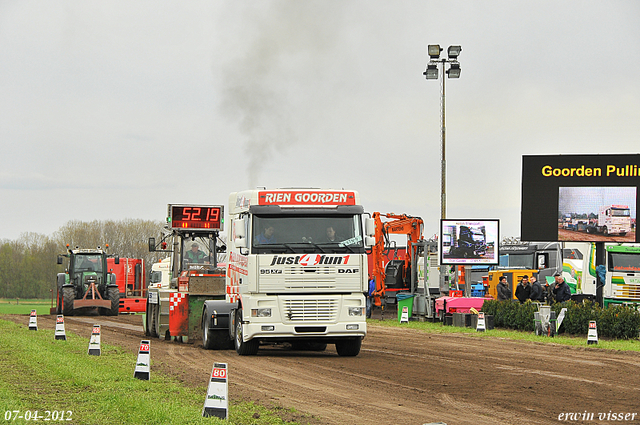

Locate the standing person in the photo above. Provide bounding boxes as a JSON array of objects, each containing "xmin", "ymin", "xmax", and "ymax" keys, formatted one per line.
[
  {"xmin": 529, "ymin": 275, "xmax": 544, "ymax": 302},
  {"xmin": 496, "ymin": 276, "xmax": 511, "ymax": 301},
  {"xmin": 366, "ymin": 275, "xmax": 376, "ymax": 319},
  {"xmin": 515, "ymin": 275, "xmax": 531, "ymax": 303},
  {"xmin": 552, "ymin": 271, "xmax": 572, "ymax": 303}
]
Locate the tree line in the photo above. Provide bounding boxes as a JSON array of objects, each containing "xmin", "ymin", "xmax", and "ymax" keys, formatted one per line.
[{"xmin": 0, "ymin": 219, "xmax": 166, "ymax": 299}]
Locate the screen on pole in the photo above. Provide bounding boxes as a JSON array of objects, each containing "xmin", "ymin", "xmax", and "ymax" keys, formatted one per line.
[
  {"xmin": 440, "ymin": 219, "xmax": 500, "ymax": 265},
  {"xmin": 521, "ymin": 154, "xmax": 639, "ymax": 242}
]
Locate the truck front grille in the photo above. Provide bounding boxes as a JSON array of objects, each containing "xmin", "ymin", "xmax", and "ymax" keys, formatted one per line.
[{"xmin": 281, "ymin": 298, "xmax": 339, "ymax": 322}]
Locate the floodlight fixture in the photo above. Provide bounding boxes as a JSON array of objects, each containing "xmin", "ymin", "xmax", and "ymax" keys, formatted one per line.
[
  {"xmin": 428, "ymin": 44, "xmax": 442, "ymax": 59},
  {"xmin": 447, "ymin": 45, "xmax": 462, "ymax": 59},
  {"xmin": 423, "ymin": 64, "xmax": 438, "ymax": 80},
  {"xmin": 446, "ymin": 63, "xmax": 461, "ymax": 79}
]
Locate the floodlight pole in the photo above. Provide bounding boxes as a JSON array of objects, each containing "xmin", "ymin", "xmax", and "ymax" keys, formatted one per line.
[
  {"xmin": 424, "ymin": 46, "xmax": 461, "ymax": 221},
  {"xmin": 440, "ymin": 58, "xmax": 446, "ymax": 220}
]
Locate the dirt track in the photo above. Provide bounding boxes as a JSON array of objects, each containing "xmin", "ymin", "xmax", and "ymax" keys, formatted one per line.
[
  {"xmin": 6, "ymin": 313, "xmax": 640, "ymax": 425},
  {"xmin": 558, "ymin": 227, "xmax": 636, "ymax": 242}
]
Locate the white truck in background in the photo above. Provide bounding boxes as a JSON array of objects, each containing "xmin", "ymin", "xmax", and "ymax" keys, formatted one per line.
[
  {"xmin": 563, "ymin": 242, "xmax": 640, "ymax": 308},
  {"xmin": 586, "ymin": 205, "xmax": 632, "ymax": 236}
]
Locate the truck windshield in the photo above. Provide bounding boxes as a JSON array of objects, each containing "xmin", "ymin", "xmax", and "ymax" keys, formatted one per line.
[
  {"xmin": 608, "ymin": 252, "xmax": 640, "ymax": 273},
  {"xmin": 611, "ymin": 209, "xmax": 630, "ymax": 217},
  {"xmin": 252, "ymin": 215, "xmax": 364, "ymax": 254},
  {"xmin": 505, "ymin": 253, "xmax": 534, "ymax": 269}
]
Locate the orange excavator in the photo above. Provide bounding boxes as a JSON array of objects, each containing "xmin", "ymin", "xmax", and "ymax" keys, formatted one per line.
[{"xmin": 370, "ymin": 212, "xmax": 425, "ymax": 307}]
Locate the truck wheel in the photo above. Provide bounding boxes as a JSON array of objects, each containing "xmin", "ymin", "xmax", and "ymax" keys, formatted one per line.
[
  {"xmin": 234, "ymin": 308, "xmax": 258, "ymax": 355},
  {"xmin": 335, "ymin": 337, "xmax": 362, "ymax": 357},
  {"xmin": 62, "ymin": 287, "xmax": 75, "ymax": 316},
  {"xmin": 603, "ymin": 226, "xmax": 609, "ymax": 236}
]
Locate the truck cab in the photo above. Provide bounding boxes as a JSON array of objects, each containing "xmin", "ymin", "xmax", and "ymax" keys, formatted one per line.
[{"xmin": 226, "ymin": 189, "xmax": 374, "ymax": 356}]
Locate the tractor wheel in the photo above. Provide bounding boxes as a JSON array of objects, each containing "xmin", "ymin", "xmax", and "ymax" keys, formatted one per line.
[
  {"xmin": 145, "ymin": 301, "xmax": 152, "ymax": 337},
  {"xmin": 335, "ymin": 337, "xmax": 362, "ymax": 357},
  {"xmin": 62, "ymin": 287, "xmax": 75, "ymax": 316},
  {"xmin": 56, "ymin": 290, "xmax": 62, "ymax": 315},
  {"xmin": 202, "ymin": 313, "xmax": 233, "ymax": 350},
  {"xmin": 100, "ymin": 286, "xmax": 119, "ymax": 316},
  {"xmin": 56, "ymin": 275, "xmax": 65, "ymax": 315},
  {"xmin": 149, "ymin": 304, "xmax": 158, "ymax": 337},
  {"xmin": 234, "ymin": 308, "xmax": 259, "ymax": 355}
]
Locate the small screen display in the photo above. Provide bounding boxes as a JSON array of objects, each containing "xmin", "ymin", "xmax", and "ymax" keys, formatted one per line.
[{"xmin": 170, "ymin": 205, "xmax": 223, "ymax": 231}]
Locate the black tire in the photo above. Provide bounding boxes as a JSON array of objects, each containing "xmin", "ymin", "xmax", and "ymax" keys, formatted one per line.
[
  {"xmin": 234, "ymin": 308, "xmax": 259, "ymax": 355},
  {"xmin": 56, "ymin": 289, "xmax": 62, "ymax": 315},
  {"xmin": 603, "ymin": 226, "xmax": 609, "ymax": 236},
  {"xmin": 150, "ymin": 303, "xmax": 158, "ymax": 337},
  {"xmin": 56, "ymin": 275, "xmax": 65, "ymax": 315},
  {"xmin": 62, "ymin": 287, "xmax": 75, "ymax": 316},
  {"xmin": 335, "ymin": 337, "xmax": 362, "ymax": 357},
  {"xmin": 101, "ymin": 286, "xmax": 119, "ymax": 316},
  {"xmin": 203, "ymin": 313, "xmax": 233, "ymax": 350},
  {"xmin": 145, "ymin": 301, "xmax": 152, "ymax": 337}
]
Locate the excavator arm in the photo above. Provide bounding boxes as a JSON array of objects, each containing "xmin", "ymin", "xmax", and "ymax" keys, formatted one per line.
[{"xmin": 370, "ymin": 212, "xmax": 424, "ymax": 307}]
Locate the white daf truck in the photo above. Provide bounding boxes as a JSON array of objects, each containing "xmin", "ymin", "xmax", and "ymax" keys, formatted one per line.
[{"xmin": 202, "ymin": 188, "xmax": 374, "ymax": 356}]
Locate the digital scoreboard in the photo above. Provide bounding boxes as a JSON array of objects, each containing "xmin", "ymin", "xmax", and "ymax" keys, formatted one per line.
[{"xmin": 168, "ymin": 205, "xmax": 224, "ymax": 231}]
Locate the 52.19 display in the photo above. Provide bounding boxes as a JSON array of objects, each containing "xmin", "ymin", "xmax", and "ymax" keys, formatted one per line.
[{"xmin": 169, "ymin": 205, "xmax": 224, "ymax": 231}]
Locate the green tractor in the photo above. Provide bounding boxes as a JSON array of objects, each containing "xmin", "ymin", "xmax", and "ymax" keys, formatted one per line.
[{"xmin": 56, "ymin": 246, "xmax": 120, "ymax": 316}]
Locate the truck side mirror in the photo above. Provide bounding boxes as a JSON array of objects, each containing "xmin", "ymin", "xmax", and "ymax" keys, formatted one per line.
[
  {"xmin": 148, "ymin": 238, "xmax": 156, "ymax": 252},
  {"xmin": 57, "ymin": 255, "xmax": 63, "ymax": 265},
  {"xmin": 365, "ymin": 236, "xmax": 375, "ymax": 247},
  {"xmin": 365, "ymin": 218, "xmax": 375, "ymax": 237},
  {"xmin": 234, "ymin": 218, "xmax": 247, "ymax": 248}
]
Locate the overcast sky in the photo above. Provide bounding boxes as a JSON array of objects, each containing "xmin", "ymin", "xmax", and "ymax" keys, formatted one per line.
[{"xmin": 1, "ymin": 1, "xmax": 639, "ymax": 242}]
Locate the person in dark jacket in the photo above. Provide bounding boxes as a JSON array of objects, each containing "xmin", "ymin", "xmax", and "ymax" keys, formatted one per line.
[
  {"xmin": 552, "ymin": 272, "xmax": 572, "ymax": 303},
  {"xmin": 515, "ymin": 275, "xmax": 531, "ymax": 303},
  {"xmin": 496, "ymin": 276, "xmax": 511, "ymax": 301},
  {"xmin": 529, "ymin": 275, "xmax": 544, "ymax": 302}
]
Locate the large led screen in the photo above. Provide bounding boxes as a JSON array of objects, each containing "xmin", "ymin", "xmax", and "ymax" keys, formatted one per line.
[
  {"xmin": 440, "ymin": 219, "xmax": 500, "ymax": 265},
  {"xmin": 521, "ymin": 154, "xmax": 639, "ymax": 242}
]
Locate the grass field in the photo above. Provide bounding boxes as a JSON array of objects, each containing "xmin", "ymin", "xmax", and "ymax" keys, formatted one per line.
[
  {"xmin": 0, "ymin": 319, "xmax": 312, "ymax": 425},
  {"xmin": 370, "ymin": 317, "xmax": 640, "ymax": 351},
  {"xmin": 0, "ymin": 299, "xmax": 53, "ymax": 315}
]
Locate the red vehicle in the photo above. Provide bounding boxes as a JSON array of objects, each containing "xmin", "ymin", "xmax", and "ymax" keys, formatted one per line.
[{"xmin": 107, "ymin": 258, "xmax": 146, "ymax": 313}]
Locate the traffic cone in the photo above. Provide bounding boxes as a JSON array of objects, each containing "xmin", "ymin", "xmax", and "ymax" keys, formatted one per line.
[
  {"xmin": 88, "ymin": 325, "xmax": 101, "ymax": 356},
  {"xmin": 134, "ymin": 340, "xmax": 151, "ymax": 380},
  {"xmin": 28, "ymin": 309, "xmax": 38, "ymax": 331},
  {"xmin": 54, "ymin": 315, "xmax": 67, "ymax": 341},
  {"xmin": 587, "ymin": 321, "xmax": 598, "ymax": 345},
  {"xmin": 476, "ymin": 312, "xmax": 486, "ymax": 332},
  {"xmin": 202, "ymin": 362, "xmax": 229, "ymax": 419}
]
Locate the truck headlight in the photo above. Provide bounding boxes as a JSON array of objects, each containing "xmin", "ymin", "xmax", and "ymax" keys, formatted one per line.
[
  {"xmin": 251, "ymin": 308, "xmax": 272, "ymax": 317},
  {"xmin": 348, "ymin": 307, "xmax": 364, "ymax": 316}
]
